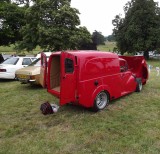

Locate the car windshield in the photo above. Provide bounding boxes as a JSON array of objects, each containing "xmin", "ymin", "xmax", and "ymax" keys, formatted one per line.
[
  {"xmin": 29, "ymin": 58, "xmax": 41, "ymax": 66},
  {"xmin": 2, "ymin": 58, "xmax": 19, "ymax": 65}
]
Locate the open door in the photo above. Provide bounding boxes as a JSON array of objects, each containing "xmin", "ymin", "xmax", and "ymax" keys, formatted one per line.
[
  {"xmin": 40, "ymin": 52, "xmax": 48, "ymax": 88},
  {"xmin": 60, "ymin": 52, "xmax": 77, "ymax": 106},
  {"xmin": 119, "ymin": 59, "xmax": 136, "ymax": 95}
]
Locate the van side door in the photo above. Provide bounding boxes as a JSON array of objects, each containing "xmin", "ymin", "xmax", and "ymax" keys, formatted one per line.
[
  {"xmin": 60, "ymin": 52, "xmax": 77, "ymax": 106},
  {"xmin": 40, "ymin": 52, "xmax": 47, "ymax": 88}
]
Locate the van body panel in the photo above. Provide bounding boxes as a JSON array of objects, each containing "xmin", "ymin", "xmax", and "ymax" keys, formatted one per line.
[
  {"xmin": 60, "ymin": 52, "xmax": 77, "ymax": 105},
  {"xmin": 40, "ymin": 52, "xmax": 47, "ymax": 88},
  {"xmin": 40, "ymin": 52, "xmax": 52, "ymax": 88},
  {"xmin": 47, "ymin": 51, "xmax": 148, "ymax": 109},
  {"xmin": 47, "ymin": 54, "xmax": 61, "ymax": 97},
  {"xmin": 119, "ymin": 56, "xmax": 148, "ymax": 84}
]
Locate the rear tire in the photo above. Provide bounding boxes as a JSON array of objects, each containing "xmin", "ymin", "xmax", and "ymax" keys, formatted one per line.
[
  {"xmin": 93, "ymin": 91, "xmax": 109, "ymax": 112},
  {"xmin": 136, "ymin": 78, "xmax": 142, "ymax": 92}
]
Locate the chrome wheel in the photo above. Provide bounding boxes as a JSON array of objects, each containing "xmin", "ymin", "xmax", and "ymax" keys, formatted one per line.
[
  {"xmin": 136, "ymin": 78, "xmax": 142, "ymax": 92},
  {"xmin": 94, "ymin": 91, "xmax": 108, "ymax": 110},
  {"xmin": 139, "ymin": 81, "xmax": 142, "ymax": 91}
]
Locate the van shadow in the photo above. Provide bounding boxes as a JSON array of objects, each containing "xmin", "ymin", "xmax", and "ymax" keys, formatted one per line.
[
  {"xmin": 59, "ymin": 104, "xmax": 95, "ymax": 115},
  {"xmin": 20, "ymin": 84, "xmax": 43, "ymax": 90},
  {"xmin": 58, "ymin": 93, "xmax": 133, "ymax": 115},
  {"xmin": 109, "ymin": 93, "xmax": 133, "ymax": 105}
]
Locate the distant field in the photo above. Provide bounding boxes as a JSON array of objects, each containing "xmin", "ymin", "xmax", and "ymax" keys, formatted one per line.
[
  {"xmin": 0, "ymin": 45, "xmax": 41, "ymax": 55},
  {"xmin": 0, "ymin": 42, "xmax": 116, "ymax": 55},
  {"xmin": 97, "ymin": 41, "xmax": 116, "ymax": 51},
  {"xmin": 0, "ymin": 60, "xmax": 160, "ymax": 154}
]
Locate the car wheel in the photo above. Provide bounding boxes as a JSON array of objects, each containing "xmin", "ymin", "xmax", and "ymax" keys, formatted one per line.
[
  {"xmin": 136, "ymin": 78, "xmax": 142, "ymax": 92},
  {"xmin": 93, "ymin": 91, "xmax": 109, "ymax": 111}
]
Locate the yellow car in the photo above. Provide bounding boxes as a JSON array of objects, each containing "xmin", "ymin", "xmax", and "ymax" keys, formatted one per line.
[
  {"xmin": 16, "ymin": 52, "xmax": 52, "ymax": 87},
  {"xmin": 16, "ymin": 58, "xmax": 42, "ymax": 85}
]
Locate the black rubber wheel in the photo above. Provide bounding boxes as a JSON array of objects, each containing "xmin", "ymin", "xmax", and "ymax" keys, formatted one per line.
[
  {"xmin": 136, "ymin": 78, "xmax": 142, "ymax": 92},
  {"xmin": 93, "ymin": 91, "xmax": 109, "ymax": 112}
]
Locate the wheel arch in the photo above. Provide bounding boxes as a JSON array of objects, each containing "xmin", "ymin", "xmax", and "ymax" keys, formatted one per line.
[{"xmin": 91, "ymin": 85, "xmax": 111, "ymax": 107}]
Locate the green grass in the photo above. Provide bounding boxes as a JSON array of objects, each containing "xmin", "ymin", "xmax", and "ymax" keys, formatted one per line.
[
  {"xmin": 98, "ymin": 41, "xmax": 116, "ymax": 51},
  {"xmin": 0, "ymin": 45, "xmax": 41, "ymax": 55},
  {"xmin": 0, "ymin": 60, "xmax": 160, "ymax": 154},
  {"xmin": 0, "ymin": 42, "xmax": 116, "ymax": 55}
]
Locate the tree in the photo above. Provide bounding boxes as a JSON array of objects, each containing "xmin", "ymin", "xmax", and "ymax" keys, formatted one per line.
[
  {"xmin": 112, "ymin": 0, "xmax": 160, "ymax": 59},
  {"xmin": 106, "ymin": 35, "xmax": 115, "ymax": 42},
  {"xmin": 13, "ymin": 0, "xmax": 32, "ymax": 7},
  {"xmin": 0, "ymin": 1, "xmax": 26, "ymax": 46},
  {"xmin": 92, "ymin": 30, "xmax": 105, "ymax": 46},
  {"xmin": 18, "ymin": 0, "xmax": 91, "ymax": 51}
]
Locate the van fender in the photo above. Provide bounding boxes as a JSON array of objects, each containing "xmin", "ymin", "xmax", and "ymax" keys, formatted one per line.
[{"xmin": 90, "ymin": 85, "xmax": 111, "ymax": 107}]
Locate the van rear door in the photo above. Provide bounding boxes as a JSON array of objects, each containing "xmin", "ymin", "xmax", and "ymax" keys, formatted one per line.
[
  {"xmin": 60, "ymin": 52, "xmax": 77, "ymax": 106},
  {"xmin": 40, "ymin": 52, "xmax": 47, "ymax": 88}
]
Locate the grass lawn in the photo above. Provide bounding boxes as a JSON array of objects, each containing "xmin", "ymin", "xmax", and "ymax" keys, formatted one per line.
[
  {"xmin": 0, "ymin": 60, "xmax": 160, "ymax": 153},
  {"xmin": 0, "ymin": 45, "xmax": 41, "ymax": 55},
  {"xmin": 0, "ymin": 42, "xmax": 116, "ymax": 55},
  {"xmin": 98, "ymin": 42, "xmax": 116, "ymax": 51}
]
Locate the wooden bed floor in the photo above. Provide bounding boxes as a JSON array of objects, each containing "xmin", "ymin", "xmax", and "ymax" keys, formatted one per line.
[{"xmin": 52, "ymin": 86, "xmax": 60, "ymax": 92}]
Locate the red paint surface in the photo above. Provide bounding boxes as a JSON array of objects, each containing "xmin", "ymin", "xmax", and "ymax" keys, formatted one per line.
[{"xmin": 47, "ymin": 51, "xmax": 148, "ymax": 108}]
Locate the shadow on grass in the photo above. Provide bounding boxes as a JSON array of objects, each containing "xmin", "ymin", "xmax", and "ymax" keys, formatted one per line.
[
  {"xmin": 61, "ymin": 104, "xmax": 94, "ymax": 114},
  {"xmin": 41, "ymin": 95, "xmax": 130, "ymax": 116},
  {"xmin": 0, "ymin": 79, "xmax": 15, "ymax": 82},
  {"xmin": 17, "ymin": 83, "xmax": 43, "ymax": 90}
]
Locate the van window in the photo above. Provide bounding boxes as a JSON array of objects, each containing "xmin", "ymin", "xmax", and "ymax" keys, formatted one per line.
[
  {"xmin": 65, "ymin": 58, "xmax": 74, "ymax": 73},
  {"xmin": 120, "ymin": 59, "xmax": 128, "ymax": 72}
]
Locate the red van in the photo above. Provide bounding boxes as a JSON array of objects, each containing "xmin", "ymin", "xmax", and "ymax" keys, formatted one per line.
[{"xmin": 47, "ymin": 51, "xmax": 148, "ymax": 111}]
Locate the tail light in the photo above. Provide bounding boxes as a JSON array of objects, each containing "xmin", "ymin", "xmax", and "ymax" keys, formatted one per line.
[
  {"xmin": 0, "ymin": 69, "xmax": 6, "ymax": 72},
  {"xmin": 30, "ymin": 75, "xmax": 36, "ymax": 80}
]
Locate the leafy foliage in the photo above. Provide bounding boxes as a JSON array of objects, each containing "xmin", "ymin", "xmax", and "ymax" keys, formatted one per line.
[
  {"xmin": 112, "ymin": 0, "xmax": 160, "ymax": 59},
  {"xmin": 0, "ymin": 0, "xmax": 92, "ymax": 51},
  {"xmin": 0, "ymin": 1, "xmax": 26, "ymax": 46},
  {"xmin": 106, "ymin": 35, "xmax": 115, "ymax": 42},
  {"xmin": 18, "ymin": 0, "xmax": 91, "ymax": 51},
  {"xmin": 92, "ymin": 30, "xmax": 105, "ymax": 46}
]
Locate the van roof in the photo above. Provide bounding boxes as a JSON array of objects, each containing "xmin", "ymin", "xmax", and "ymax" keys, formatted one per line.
[{"xmin": 60, "ymin": 50, "xmax": 119, "ymax": 58}]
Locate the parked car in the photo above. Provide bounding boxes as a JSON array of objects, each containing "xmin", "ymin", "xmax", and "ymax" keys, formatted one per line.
[
  {"xmin": 15, "ymin": 52, "xmax": 52, "ymax": 87},
  {"xmin": 0, "ymin": 54, "xmax": 4, "ymax": 63},
  {"xmin": 0, "ymin": 57, "xmax": 37, "ymax": 79},
  {"xmin": 47, "ymin": 50, "xmax": 148, "ymax": 111}
]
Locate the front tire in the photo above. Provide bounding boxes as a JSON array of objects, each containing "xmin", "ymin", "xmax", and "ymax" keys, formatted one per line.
[
  {"xmin": 136, "ymin": 78, "xmax": 142, "ymax": 92},
  {"xmin": 93, "ymin": 91, "xmax": 109, "ymax": 112}
]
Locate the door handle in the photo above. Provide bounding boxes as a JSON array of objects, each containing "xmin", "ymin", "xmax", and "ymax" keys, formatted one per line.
[
  {"xmin": 94, "ymin": 80, "xmax": 99, "ymax": 86},
  {"xmin": 63, "ymin": 75, "xmax": 66, "ymax": 79}
]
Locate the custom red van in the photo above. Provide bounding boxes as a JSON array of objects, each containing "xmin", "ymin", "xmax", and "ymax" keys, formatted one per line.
[{"xmin": 47, "ymin": 51, "xmax": 148, "ymax": 111}]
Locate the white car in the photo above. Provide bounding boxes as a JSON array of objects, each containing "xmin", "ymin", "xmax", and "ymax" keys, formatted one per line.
[{"xmin": 0, "ymin": 56, "xmax": 37, "ymax": 79}]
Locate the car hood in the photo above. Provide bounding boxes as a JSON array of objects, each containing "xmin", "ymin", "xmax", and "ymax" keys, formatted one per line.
[
  {"xmin": 0, "ymin": 64, "xmax": 15, "ymax": 68},
  {"xmin": 0, "ymin": 64, "xmax": 22, "ymax": 72},
  {"xmin": 16, "ymin": 66, "xmax": 40, "ymax": 75}
]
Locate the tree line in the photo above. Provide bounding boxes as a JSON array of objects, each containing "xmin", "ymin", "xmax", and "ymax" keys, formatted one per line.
[
  {"xmin": 0, "ymin": 0, "xmax": 105, "ymax": 52},
  {"xmin": 112, "ymin": 0, "xmax": 160, "ymax": 59},
  {"xmin": 1, "ymin": 0, "xmax": 160, "ymax": 59}
]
